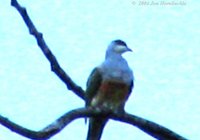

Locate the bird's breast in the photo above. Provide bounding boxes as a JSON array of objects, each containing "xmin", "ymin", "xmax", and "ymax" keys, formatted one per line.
[
  {"xmin": 99, "ymin": 60, "xmax": 133, "ymax": 83},
  {"xmin": 91, "ymin": 81, "xmax": 130, "ymax": 110},
  {"xmin": 111, "ymin": 70, "xmax": 122, "ymax": 78},
  {"xmin": 103, "ymin": 69, "xmax": 132, "ymax": 84}
]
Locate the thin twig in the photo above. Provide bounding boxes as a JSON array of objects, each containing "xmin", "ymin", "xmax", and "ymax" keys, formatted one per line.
[{"xmin": 11, "ymin": 0, "xmax": 85, "ymax": 100}]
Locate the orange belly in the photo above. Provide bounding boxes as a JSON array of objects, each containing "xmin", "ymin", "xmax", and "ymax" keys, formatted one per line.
[{"xmin": 91, "ymin": 81, "xmax": 130, "ymax": 111}]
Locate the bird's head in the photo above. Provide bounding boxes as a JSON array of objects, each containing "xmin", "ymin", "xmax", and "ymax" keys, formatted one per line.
[{"xmin": 106, "ymin": 40, "xmax": 132, "ymax": 58}]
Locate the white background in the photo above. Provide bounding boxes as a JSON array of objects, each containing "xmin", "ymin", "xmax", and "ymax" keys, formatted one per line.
[{"xmin": 0, "ymin": 0, "xmax": 199, "ymax": 139}]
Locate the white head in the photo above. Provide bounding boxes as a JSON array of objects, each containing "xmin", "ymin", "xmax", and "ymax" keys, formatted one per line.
[{"xmin": 106, "ymin": 40, "xmax": 132, "ymax": 58}]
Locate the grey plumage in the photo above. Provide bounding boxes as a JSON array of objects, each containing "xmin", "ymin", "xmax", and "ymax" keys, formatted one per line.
[{"xmin": 85, "ymin": 40, "xmax": 134, "ymax": 140}]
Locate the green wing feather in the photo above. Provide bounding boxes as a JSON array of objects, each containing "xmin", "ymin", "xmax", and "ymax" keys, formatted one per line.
[
  {"xmin": 85, "ymin": 67, "xmax": 102, "ymax": 107},
  {"xmin": 85, "ymin": 68, "xmax": 105, "ymax": 140}
]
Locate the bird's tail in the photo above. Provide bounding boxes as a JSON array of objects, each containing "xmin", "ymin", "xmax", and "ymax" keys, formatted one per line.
[{"xmin": 87, "ymin": 117, "xmax": 108, "ymax": 140}]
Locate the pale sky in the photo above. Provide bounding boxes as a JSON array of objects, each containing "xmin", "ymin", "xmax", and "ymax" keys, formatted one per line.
[{"xmin": 0, "ymin": 0, "xmax": 200, "ymax": 140}]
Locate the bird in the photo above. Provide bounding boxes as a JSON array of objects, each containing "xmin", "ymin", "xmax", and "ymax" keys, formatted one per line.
[{"xmin": 85, "ymin": 39, "xmax": 134, "ymax": 140}]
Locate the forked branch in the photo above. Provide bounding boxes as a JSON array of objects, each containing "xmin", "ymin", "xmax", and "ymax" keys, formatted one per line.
[{"xmin": 0, "ymin": 108, "xmax": 187, "ymax": 140}]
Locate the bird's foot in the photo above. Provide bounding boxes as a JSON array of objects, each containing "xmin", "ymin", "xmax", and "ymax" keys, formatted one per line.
[{"xmin": 113, "ymin": 108, "xmax": 125, "ymax": 115}]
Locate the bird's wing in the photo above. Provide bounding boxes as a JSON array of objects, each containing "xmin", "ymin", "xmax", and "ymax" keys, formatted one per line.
[
  {"xmin": 128, "ymin": 80, "xmax": 134, "ymax": 97},
  {"xmin": 85, "ymin": 68, "xmax": 105, "ymax": 140},
  {"xmin": 85, "ymin": 67, "xmax": 102, "ymax": 107}
]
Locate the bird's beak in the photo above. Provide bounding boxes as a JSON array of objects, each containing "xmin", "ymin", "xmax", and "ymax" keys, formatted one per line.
[{"xmin": 126, "ymin": 47, "xmax": 132, "ymax": 52}]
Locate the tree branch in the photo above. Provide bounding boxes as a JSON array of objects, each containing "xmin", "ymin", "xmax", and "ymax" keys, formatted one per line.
[
  {"xmin": 10, "ymin": 0, "xmax": 85, "ymax": 100},
  {"xmin": 0, "ymin": 108, "xmax": 187, "ymax": 140}
]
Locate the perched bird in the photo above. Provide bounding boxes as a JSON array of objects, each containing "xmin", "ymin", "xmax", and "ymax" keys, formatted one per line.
[{"xmin": 85, "ymin": 39, "xmax": 134, "ymax": 140}]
